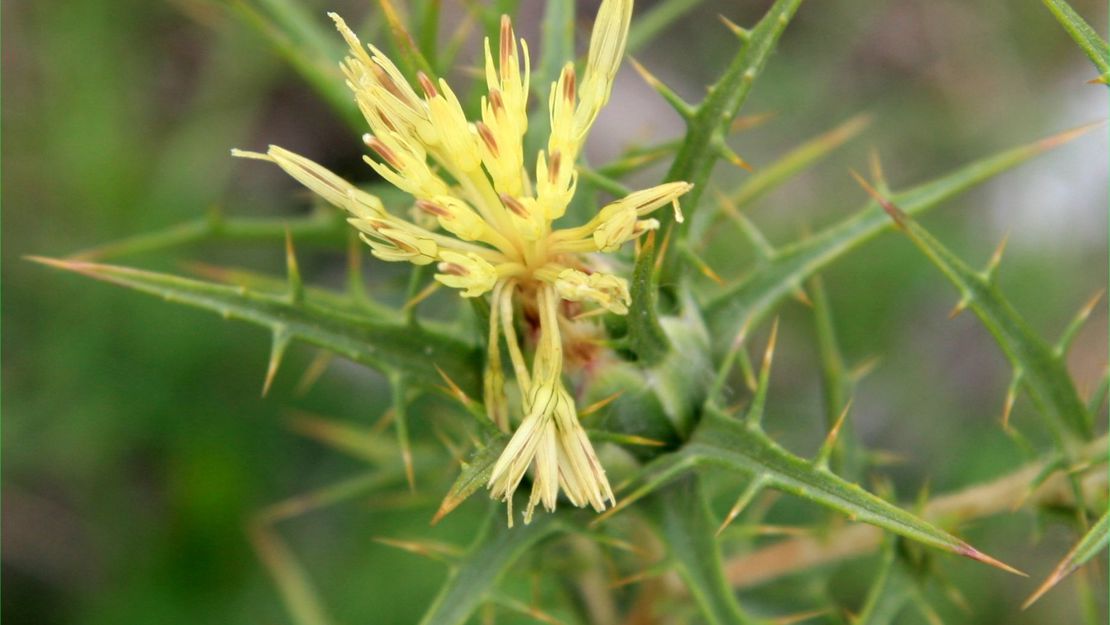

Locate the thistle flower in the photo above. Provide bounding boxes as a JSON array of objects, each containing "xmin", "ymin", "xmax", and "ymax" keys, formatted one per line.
[{"xmin": 234, "ymin": 0, "xmax": 691, "ymax": 525}]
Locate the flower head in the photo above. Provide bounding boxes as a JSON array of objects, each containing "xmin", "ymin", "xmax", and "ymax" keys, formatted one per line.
[{"xmin": 235, "ymin": 0, "xmax": 691, "ymax": 525}]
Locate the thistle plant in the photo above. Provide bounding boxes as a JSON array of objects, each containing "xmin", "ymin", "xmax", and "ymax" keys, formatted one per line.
[
  {"xmin": 232, "ymin": 3, "xmax": 692, "ymax": 523},
  {"xmin": 31, "ymin": 0, "xmax": 1107, "ymax": 623}
]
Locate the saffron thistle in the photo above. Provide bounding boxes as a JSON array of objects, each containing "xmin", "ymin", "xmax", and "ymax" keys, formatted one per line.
[{"xmin": 234, "ymin": 0, "xmax": 691, "ymax": 525}]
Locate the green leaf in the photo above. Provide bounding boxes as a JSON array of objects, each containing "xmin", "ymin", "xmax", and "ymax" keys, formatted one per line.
[
  {"xmin": 687, "ymin": 409, "xmax": 1008, "ymax": 565},
  {"xmin": 1024, "ymin": 510, "xmax": 1109, "ymax": 607},
  {"xmin": 68, "ymin": 209, "xmax": 346, "ymax": 261},
  {"xmin": 808, "ymin": 275, "xmax": 866, "ymax": 479},
  {"xmin": 627, "ymin": 232, "xmax": 672, "ymax": 365},
  {"xmin": 658, "ymin": 0, "xmax": 805, "ymax": 277},
  {"xmin": 418, "ymin": 507, "xmax": 562, "ymax": 625},
  {"xmin": 704, "ymin": 124, "xmax": 1098, "ymax": 351},
  {"xmin": 863, "ymin": 189, "xmax": 1092, "ymax": 445},
  {"xmin": 30, "ymin": 258, "xmax": 483, "ymax": 395},
  {"xmin": 1042, "ymin": 0, "xmax": 1110, "ymax": 83},
  {"xmin": 602, "ymin": 406, "xmax": 1020, "ymax": 573},
  {"xmin": 230, "ymin": 0, "xmax": 364, "ymax": 131},
  {"xmin": 647, "ymin": 476, "xmax": 757, "ymax": 625},
  {"xmin": 431, "ymin": 433, "xmax": 511, "ymax": 525}
]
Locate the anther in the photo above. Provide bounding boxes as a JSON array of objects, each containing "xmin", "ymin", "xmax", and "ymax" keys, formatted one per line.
[
  {"xmin": 499, "ymin": 15, "xmax": 513, "ymax": 74},
  {"xmin": 415, "ymin": 199, "xmax": 450, "ymax": 217},
  {"xmin": 371, "ymin": 64, "xmax": 411, "ymax": 105},
  {"xmin": 548, "ymin": 151, "xmax": 562, "ymax": 182},
  {"xmin": 489, "ymin": 90, "xmax": 505, "ymax": 114},
  {"xmin": 475, "ymin": 122, "xmax": 500, "ymax": 157},
  {"xmin": 438, "ymin": 261, "xmax": 468, "ymax": 276},
  {"xmin": 417, "ymin": 72, "xmax": 438, "ymax": 99},
  {"xmin": 500, "ymin": 193, "xmax": 530, "ymax": 218},
  {"xmin": 366, "ymin": 136, "xmax": 402, "ymax": 170},
  {"xmin": 562, "ymin": 66, "xmax": 576, "ymax": 103}
]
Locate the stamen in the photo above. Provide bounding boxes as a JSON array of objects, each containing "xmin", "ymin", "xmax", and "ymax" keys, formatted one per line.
[
  {"xmin": 489, "ymin": 89, "xmax": 505, "ymax": 113},
  {"xmin": 417, "ymin": 71, "xmax": 439, "ymax": 98},
  {"xmin": 500, "ymin": 193, "xmax": 530, "ymax": 218},
  {"xmin": 499, "ymin": 15, "xmax": 513, "ymax": 78},
  {"xmin": 562, "ymin": 66, "xmax": 576, "ymax": 103},
  {"xmin": 371, "ymin": 64, "xmax": 412, "ymax": 105},
  {"xmin": 475, "ymin": 122, "xmax": 500, "ymax": 157},
  {"xmin": 548, "ymin": 151, "xmax": 562, "ymax": 182},
  {"xmin": 437, "ymin": 261, "xmax": 468, "ymax": 276},
  {"xmin": 366, "ymin": 136, "xmax": 402, "ymax": 170},
  {"xmin": 416, "ymin": 199, "xmax": 450, "ymax": 217}
]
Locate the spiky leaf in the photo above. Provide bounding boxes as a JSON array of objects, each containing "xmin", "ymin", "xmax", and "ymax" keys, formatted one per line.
[{"xmin": 31, "ymin": 258, "xmax": 482, "ymax": 394}]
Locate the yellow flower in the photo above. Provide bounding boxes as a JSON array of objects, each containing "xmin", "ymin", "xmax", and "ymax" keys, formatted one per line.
[{"xmin": 234, "ymin": 0, "xmax": 692, "ymax": 525}]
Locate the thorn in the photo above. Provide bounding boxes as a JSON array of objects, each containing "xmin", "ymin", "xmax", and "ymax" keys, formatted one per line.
[
  {"xmin": 627, "ymin": 56, "xmax": 695, "ymax": 119},
  {"xmin": 435, "ymin": 364, "xmax": 474, "ymax": 407},
  {"xmin": 263, "ymin": 328, "xmax": 292, "ymax": 397},
  {"xmin": 717, "ymin": 140, "xmax": 754, "ymax": 171},
  {"xmin": 792, "ymin": 286, "xmax": 812, "ymax": 307},
  {"xmin": 717, "ymin": 475, "xmax": 768, "ymax": 536},
  {"xmin": 402, "ymin": 280, "xmax": 441, "ymax": 313},
  {"xmin": 867, "ymin": 147, "xmax": 890, "ymax": 194},
  {"xmin": 401, "ymin": 446, "xmax": 415, "ymax": 492},
  {"xmin": 1034, "ymin": 119, "xmax": 1106, "ymax": 152},
  {"xmin": 714, "ymin": 188, "xmax": 775, "ymax": 258},
  {"xmin": 762, "ymin": 318, "xmax": 780, "ymax": 376},
  {"xmin": 957, "ymin": 544, "xmax": 1026, "ymax": 577},
  {"xmin": 849, "ymin": 355, "xmax": 881, "ymax": 382},
  {"xmin": 744, "ymin": 318, "xmax": 779, "ymax": 427},
  {"xmin": 1087, "ymin": 75, "xmax": 1109, "ymax": 85},
  {"xmin": 680, "ymin": 244, "xmax": 725, "ymax": 284},
  {"xmin": 609, "ymin": 562, "xmax": 669, "ymax": 588},
  {"xmin": 730, "ymin": 111, "xmax": 776, "ymax": 134},
  {"xmin": 590, "ymin": 431, "xmax": 667, "ymax": 447},
  {"xmin": 580, "ymin": 390, "xmax": 624, "ymax": 418},
  {"xmin": 983, "ymin": 232, "xmax": 1010, "ymax": 281},
  {"xmin": 947, "ymin": 296, "xmax": 970, "ymax": 319},
  {"xmin": 914, "ymin": 598, "xmax": 945, "ymax": 625},
  {"xmin": 1056, "ymin": 288, "xmax": 1105, "ymax": 354},
  {"xmin": 814, "ymin": 398, "xmax": 853, "ymax": 471},
  {"xmin": 294, "ymin": 350, "xmax": 333, "ymax": 397},
  {"xmin": 372, "ymin": 536, "xmax": 462, "ymax": 561},
  {"xmin": 654, "ymin": 227, "xmax": 672, "ymax": 275},
  {"xmin": 585, "ymin": 533, "xmax": 649, "ymax": 557},
  {"xmin": 1000, "ymin": 374, "xmax": 1021, "ymax": 432},
  {"xmin": 851, "ymin": 169, "xmax": 906, "ymax": 227},
  {"xmin": 717, "ymin": 14, "xmax": 750, "ymax": 40},
  {"xmin": 284, "ymin": 228, "xmax": 304, "ymax": 304},
  {"xmin": 370, "ymin": 407, "xmax": 396, "ymax": 434}
]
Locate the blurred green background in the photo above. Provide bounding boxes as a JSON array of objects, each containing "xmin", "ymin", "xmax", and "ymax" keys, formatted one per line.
[{"xmin": 3, "ymin": 0, "xmax": 1106, "ymax": 624}]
